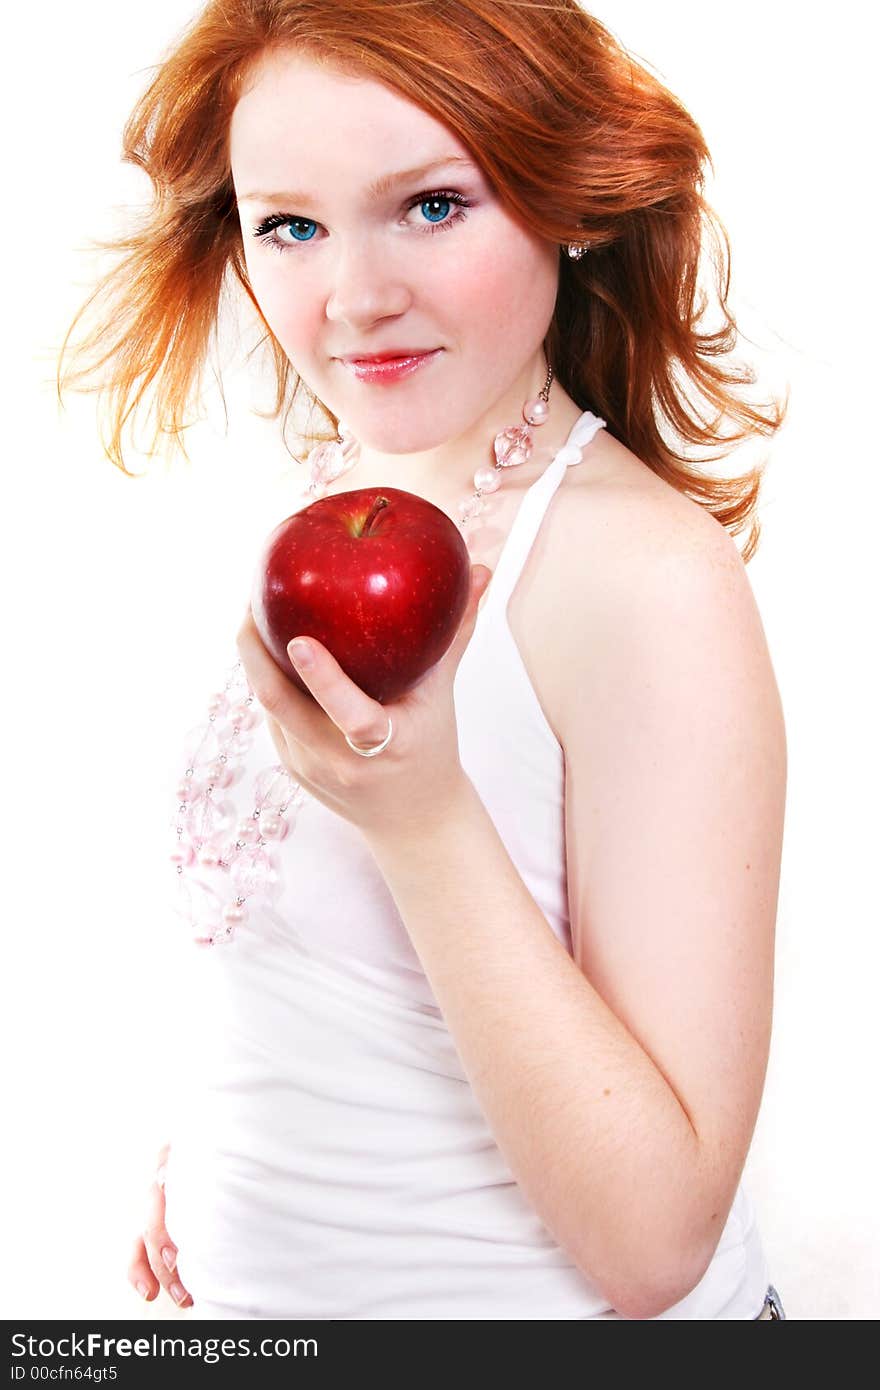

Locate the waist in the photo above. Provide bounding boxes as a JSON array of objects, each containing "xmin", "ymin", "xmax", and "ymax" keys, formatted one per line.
[{"xmin": 167, "ymin": 940, "xmax": 767, "ymax": 1318}]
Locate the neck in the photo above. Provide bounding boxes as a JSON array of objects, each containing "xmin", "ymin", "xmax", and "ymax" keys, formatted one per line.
[{"xmin": 339, "ymin": 362, "xmax": 583, "ymax": 502}]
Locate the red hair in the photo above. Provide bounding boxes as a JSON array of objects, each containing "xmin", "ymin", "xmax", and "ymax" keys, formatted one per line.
[{"xmin": 56, "ymin": 0, "xmax": 788, "ymax": 560}]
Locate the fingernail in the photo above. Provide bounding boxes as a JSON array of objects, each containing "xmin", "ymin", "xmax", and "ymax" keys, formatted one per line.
[
  {"xmin": 289, "ymin": 639, "xmax": 313, "ymax": 667},
  {"xmin": 136, "ymin": 1280, "xmax": 149, "ymax": 1299},
  {"xmin": 170, "ymin": 1281, "xmax": 188, "ymax": 1305},
  {"xmin": 161, "ymin": 1246, "xmax": 177, "ymax": 1272}
]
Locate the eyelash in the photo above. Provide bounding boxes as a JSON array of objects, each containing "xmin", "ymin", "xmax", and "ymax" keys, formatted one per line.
[{"xmin": 250, "ymin": 189, "xmax": 471, "ymax": 254}]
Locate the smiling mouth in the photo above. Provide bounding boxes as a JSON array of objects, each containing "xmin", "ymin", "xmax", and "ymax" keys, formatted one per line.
[
  {"xmin": 341, "ymin": 349, "xmax": 439, "ymax": 364},
  {"xmin": 338, "ymin": 350, "xmax": 443, "ymax": 382}
]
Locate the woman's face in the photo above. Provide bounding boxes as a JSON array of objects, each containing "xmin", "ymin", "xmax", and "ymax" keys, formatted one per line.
[{"xmin": 230, "ymin": 49, "xmax": 561, "ymax": 459}]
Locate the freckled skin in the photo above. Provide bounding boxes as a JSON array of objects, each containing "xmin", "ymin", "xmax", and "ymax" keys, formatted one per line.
[{"xmin": 252, "ymin": 487, "xmax": 472, "ymax": 703}]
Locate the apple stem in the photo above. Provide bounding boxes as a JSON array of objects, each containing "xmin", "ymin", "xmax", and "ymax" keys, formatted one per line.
[{"xmin": 362, "ymin": 495, "xmax": 390, "ymax": 536}]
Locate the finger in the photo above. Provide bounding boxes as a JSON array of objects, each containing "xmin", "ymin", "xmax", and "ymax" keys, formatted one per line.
[
  {"xmin": 155, "ymin": 1140, "xmax": 170, "ymax": 1190},
  {"xmin": 127, "ymin": 1142, "xmax": 173, "ymax": 1301},
  {"xmin": 287, "ymin": 636, "xmax": 391, "ymax": 749},
  {"xmin": 474, "ymin": 563, "xmax": 493, "ymax": 604},
  {"xmin": 127, "ymin": 1235, "xmax": 160, "ymax": 1303},
  {"xmin": 236, "ymin": 609, "xmax": 314, "ymax": 727},
  {"xmin": 469, "ymin": 564, "xmax": 493, "ymax": 614},
  {"xmin": 265, "ymin": 713, "xmax": 289, "ymax": 764},
  {"xmin": 139, "ymin": 1174, "xmax": 193, "ymax": 1309}
]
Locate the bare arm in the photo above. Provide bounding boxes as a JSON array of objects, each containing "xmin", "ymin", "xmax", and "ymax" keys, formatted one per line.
[{"xmin": 362, "ymin": 505, "xmax": 786, "ymax": 1320}]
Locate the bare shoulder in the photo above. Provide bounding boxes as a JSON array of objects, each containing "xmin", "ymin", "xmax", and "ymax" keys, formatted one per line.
[
  {"xmin": 510, "ymin": 429, "xmax": 778, "ymax": 746},
  {"xmin": 543, "ymin": 436, "xmax": 787, "ymax": 1248},
  {"xmin": 564, "ymin": 427, "xmax": 745, "ymax": 577}
]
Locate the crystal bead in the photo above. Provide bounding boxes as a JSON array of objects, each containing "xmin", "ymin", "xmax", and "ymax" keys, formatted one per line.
[
  {"xmin": 175, "ymin": 876, "xmax": 224, "ymax": 937},
  {"xmin": 182, "ymin": 722, "xmax": 221, "ymax": 769},
  {"xmin": 206, "ymin": 692, "xmax": 228, "ymax": 717},
  {"xmin": 254, "ymin": 765, "xmax": 299, "ymax": 811},
  {"xmin": 226, "ymin": 701, "xmax": 260, "ymax": 732},
  {"xmin": 305, "ymin": 439, "xmax": 345, "ymax": 488},
  {"xmin": 217, "ymin": 725, "xmax": 255, "ymax": 756},
  {"xmin": 169, "ymin": 841, "xmax": 195, "ymax": 868},
  {"xmin": 207, "ymin": 835, "xmax": 239, "ymax": 870},
  {"xmin": 210, "ymin": 921, "xmax": 236, "ymax": 945},
  {"xmin": 306, "ymin": 437, "xmax": 358, "ymax": 493},
  {"xmin": 222, "ymin": 902, "xmax": 247, "ymax": 927},
  {"xmin": 184, "ymin": 794, "xmax": 236, "ymax": 845},
  {"xmin": 473, "ymin": 466, "xmax": 501, "ymax": 494},
  {"xmin": 457, "ymin": 494, "xmax": 486, "ymax": 524},
  {"xmin": 493, "ymin": 425, "xmax": 533, "ymax": 468},
  {"xmin": 225, "ymin": 664, "xmax": 252, "ymax": 703},
  {"xmin": 196, "ymin": 844, "xmax": 223, "ymax": 870},
  {"xmin": 230, "ymin": 846, "xmax": 278, "ymax": 899}
]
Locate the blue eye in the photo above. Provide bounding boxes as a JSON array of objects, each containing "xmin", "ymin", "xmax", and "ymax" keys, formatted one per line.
[
  {"xmin": 420, "ymin": 196, "xmax": 451, "ymax": 223},
  {"xmin": 287, "ymin": 220, "xmax": 317, "ymax": 242},
  {"xmin": 251, "ymin": 188, "xmax": 470, "ymax": 254}
]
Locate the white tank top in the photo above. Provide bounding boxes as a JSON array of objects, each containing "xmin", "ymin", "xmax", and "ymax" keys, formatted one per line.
[{"xmin": 163, "ymin": 408, "xmax": 770, "ymax": 1318}]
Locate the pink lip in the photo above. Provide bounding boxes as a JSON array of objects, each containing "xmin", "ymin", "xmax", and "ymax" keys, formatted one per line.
[{"xmin": 339, "ymin": 349, "xmax": 442, "ymax": 384}]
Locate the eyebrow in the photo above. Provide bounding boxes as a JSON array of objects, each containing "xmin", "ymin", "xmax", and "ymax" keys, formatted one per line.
[{"xmin": 237, "ymin": 156, "xmax": 478, "ymax": 206}]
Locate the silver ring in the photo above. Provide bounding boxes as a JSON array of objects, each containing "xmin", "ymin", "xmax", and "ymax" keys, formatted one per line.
[{"xmin": 344, "ymin": 715, "xmax": 393, "ymax": 757}]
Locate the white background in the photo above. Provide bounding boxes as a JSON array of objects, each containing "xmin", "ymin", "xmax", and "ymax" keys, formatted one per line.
[{"xmin": 2, "ymin": 1, "xmax": 878, "ymax": 1320}]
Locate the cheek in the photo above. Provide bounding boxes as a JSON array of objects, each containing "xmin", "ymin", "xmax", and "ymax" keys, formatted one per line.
[
  {"xmin": 433, "ymin": 227, "xmax": 558, "ymax": 346},
  {"xmin": 245, "ymin": 251, "xmax": 319, "ymax": 354}
]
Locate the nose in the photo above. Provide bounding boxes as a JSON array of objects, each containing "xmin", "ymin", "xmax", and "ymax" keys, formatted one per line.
[{"xmin": 324, "ymin": 238, "xmax": 412, "ymax": 330}]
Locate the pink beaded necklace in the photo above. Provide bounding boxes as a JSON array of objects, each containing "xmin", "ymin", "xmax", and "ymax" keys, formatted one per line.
[
  {"xmin": 170, "ymin": 366, "xmax": 556, "ymax": 946},
  {"xmin": 304, "ymin": 363, "xmax": 555, "ymax": 526}
]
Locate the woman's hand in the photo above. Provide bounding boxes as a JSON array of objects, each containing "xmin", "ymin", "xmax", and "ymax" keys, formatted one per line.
[
  {"xmin": 127, "ymin": 1143, "xmax": 192, "ymax": 1309},
  {"xmin": 235, "ymin": 564, "xmax": 492, "ymax": 841}
]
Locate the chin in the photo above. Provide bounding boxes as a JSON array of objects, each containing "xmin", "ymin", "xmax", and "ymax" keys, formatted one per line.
[{"xmin": 347, "ymin": 411, "xmax": 461, "ymax": 458}]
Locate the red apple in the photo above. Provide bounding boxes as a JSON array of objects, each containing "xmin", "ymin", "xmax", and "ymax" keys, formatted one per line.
[{"xmin": 251, "ymin": 487, "xmax": 473, "ymax": 704}]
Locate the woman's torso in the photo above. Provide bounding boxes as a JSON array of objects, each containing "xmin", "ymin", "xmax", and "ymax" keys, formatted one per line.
[{"xmin": 162, "ymin": 404, "xmax": 770, "ymax": 1318}]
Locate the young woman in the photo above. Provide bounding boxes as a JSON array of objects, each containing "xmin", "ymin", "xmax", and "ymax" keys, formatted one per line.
[{"xmin": 58, "ymin": 0, "xmax": 788, "ymax": 1320}]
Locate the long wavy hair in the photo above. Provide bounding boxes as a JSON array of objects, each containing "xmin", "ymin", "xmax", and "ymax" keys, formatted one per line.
[{"xmin": 56, "ymin": 0, "xmax": 788, "ymax": 561}]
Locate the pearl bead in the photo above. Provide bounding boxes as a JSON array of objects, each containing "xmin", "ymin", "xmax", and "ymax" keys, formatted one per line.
[
  {"xmin": 222, "ymin": 902, "xmax": 247, "ymax": 926},
  {"xmin": 197, "ymin": 845, "xmax": 222, "ymax": 869},
  {"xmin": 458, "ymin": 495, "xmax": 485, "ymax": 524},
  {"xmin": 259, "ymin": 811, "xmax": 289, "ymax": 841},
  {"xmin": 474, "ymin": 466, "xmax": 501, "ymax": 493},
  {"xmin": 236, "ymin": 819, "xmax": 261, "ymax": 845},
  {"xmin": 227, "ymin": 702, "xmax": 259, "ymax": 731},
  {"xmin": 176, "ymin": 778, "xmax": 197, "ymax": 803},
  {"xmin": 205, "ymin": 758, "xmax": 233, "ymax": 787},
  {"xmin": 523, "ymin": 397, "xmax": 549, "ymax": 426}
]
